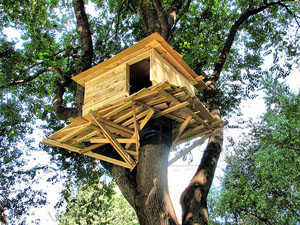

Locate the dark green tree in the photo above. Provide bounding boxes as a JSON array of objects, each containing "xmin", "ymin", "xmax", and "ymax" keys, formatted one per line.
[
  {"xmin": 0, "ymin": 0, "xmax": 299, "ymax": 224},
  {"xmin": 209, "ymin": 77, "xmax": 300, "ymax": 224}
]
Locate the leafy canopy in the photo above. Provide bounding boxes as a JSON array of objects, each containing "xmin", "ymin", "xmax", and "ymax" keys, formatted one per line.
[
  {"xmin": 0, "ymin": 0, "xmax": 299, "ymax": 223},
  {"xmin": 209, "ymin": 77, "xmax": 300, "ymax": 224}
]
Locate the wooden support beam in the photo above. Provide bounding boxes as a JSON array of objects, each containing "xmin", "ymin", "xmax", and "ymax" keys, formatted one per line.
[
  {"xmin": 41, "ymin": 139, "xmax": 81, "ymax": 153},
  {"xmin": 103, "ymin": 101, "xmax": 134, "ymax": 119},
  {"xmin": 171, "ymin": 116, "xmax": 192, "ymax": 148},
  {"xmin": 90, "ymin": 138, "xmax": 136, "ymax": 144},
  {"xmin": 132, "ymin": 105, "xmax": 140, "ymax": 159},
  {"xmin": 84, "ymin": 151, "xmax": 132, "ymax": 169},
  {"xmin": 58, "ymin": 123, "xmax": 91, "ymax": 143},
  {"xmin": 126, "ymin": 150, "xmax": 138, "ymax": 156},
  {"xmin": 154, "ymin": 101, "xmax": 189, "ymax": 118},
  {"xmin": 139, "ymin": 109, "xmax": 155, "ymax": 130},
  {"xmin": 168, "ymin": 134, "xmax": 211, "ymax": 166},
  {"xmin": 132, "ymin": 90, "xmax": 160, "ymax": 101},
  {"xmin": 79, "ymin": 143, "xmax": 106, "ymax": 154},
  {"xmin": 113, "ymin": 106, "xmax": 143, "ymax": 123},
  {"xmin": 159, "ymin": 90, "xmax": 212, "ymax": 129},
  {"xmin": 122, "ymin": 110, "xmax": 149, "ymax": 127},
  {"xmin": 89, "ymin": 110, "xmax": 136, "ymax": 169},
  {"xmin": 95, "ymin": 117, "xmax": 134, "ymax": 135},
  {"xmin": 73, "ymin": 130, "xmax": 100, "ymax": 143},
  {"xmin": 91, "ymin": 124, "xmax": 132, "ymax": 138},
  {"xmin": 69, "ymin": 117, "xmax": 89, "ymax": 124}
]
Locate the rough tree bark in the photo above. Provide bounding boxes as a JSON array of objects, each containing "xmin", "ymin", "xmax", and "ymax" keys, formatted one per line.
[
  {"xmin": 179, "ymin": 2, "xmax": 291, "ymax": 224},
  {"xmin": 54, "ymin": 1, "xmax": 296, "ymax": 225}
]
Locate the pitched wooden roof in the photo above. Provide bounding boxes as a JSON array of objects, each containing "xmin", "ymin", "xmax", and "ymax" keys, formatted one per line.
[{"xmin": 72, "ymin": 33, "xmax": 206, "ymax": 90}]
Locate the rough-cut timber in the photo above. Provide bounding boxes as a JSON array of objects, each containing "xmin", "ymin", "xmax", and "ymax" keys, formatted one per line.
[
  {"xmin": 42, "ymin": 33, "xmax": 224, "ymax": 169},
  {"xmin": 42, "ymin": 82, "xmax": 224, "ymax": 169}
]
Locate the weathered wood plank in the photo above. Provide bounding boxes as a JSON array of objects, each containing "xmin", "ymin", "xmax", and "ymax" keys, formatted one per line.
[
  {"xmin": 168, "ymin": 133, "xmax": 211, "ymax": 166},
  {"xmin": 154, "ymin": 101, "xmax": 189, "ymax": 118},
  {"xmin": 103, "ymin": 101, "xmax": 134, "ymax": 119},
  {"xmin": 41, "ymin": 139, "xmax": 81, "ymax": 153},
  {"xmin": 172, "ymin": 116, "xmax": 192, "ymax": 147},
  {"xmin": 89, "ymin": 111, "xmax": 136, "ymax": 168},
  {"xmin": 58, "ymin": 123, "xmax": 91, "ymax": 143},
  {"xmin": 90, "ymin": 138, "xmax": 136, "ymax": 144}
]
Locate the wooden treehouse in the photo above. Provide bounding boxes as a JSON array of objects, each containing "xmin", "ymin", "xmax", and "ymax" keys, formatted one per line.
[{"xmin": 41, "ymin": 33, "xmax": 224, "ymax": 170}]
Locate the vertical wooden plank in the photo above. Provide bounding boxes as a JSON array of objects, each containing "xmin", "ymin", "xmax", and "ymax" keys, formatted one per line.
[
  {"xmin": 125, "ymin": 63, "xmax": 130, "ymax": 97},
  {"xmin": 132, "ymin": 105, "xmax": 140, "ymax": 160}
]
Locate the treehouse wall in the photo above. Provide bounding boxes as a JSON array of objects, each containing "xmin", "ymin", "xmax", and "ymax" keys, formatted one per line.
[
  {"xmin": 150, "ymin": 50, "xmax": 196, "ymax": 95},
  {"xmin": 83, "ymin": 63, "xmax": 128, "ymax": 116},
  {"xmin": 81, "ymin": 49, "xmax": 197, "ymax": 117}
]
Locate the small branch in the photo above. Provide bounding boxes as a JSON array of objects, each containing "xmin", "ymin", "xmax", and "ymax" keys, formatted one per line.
[
  {"xmin": 210, "ymin": 1, "xmax": 297, "ymax": 84},
  {"xmin": 114, "ymin": 0, "xmax": 127, "ymax": 41},
  {"xmin": 0, "ymin": 69, "xmax": 46, "ymax": 89},
  {"xmin": 278, "ymin": 2, "xmax": 300, "ymax": 28},
  {"xmin": 175, "ymin": 0, "xmax": 192, "ymax": 23}
]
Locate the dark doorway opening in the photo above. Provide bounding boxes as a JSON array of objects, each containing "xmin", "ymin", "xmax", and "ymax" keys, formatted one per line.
[{"xmin": 129, "ymin": 58, "xmax": 152, "ymax": 95}]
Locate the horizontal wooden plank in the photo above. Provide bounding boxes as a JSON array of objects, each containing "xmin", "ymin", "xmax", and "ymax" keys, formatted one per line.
[
  {"xmin": 58, "ymin": 123, "xmax": 91, "ymax": 143},
  {"xmin": 90, "ymin": 138, "xmax": 136, "ymax": 144},
  {"xmin": 154, "ymin": 101, "xmax": 189, "ymax": 118},
  {"xmin": 84, "ymin": 151, "xmax": 133, "ymax": 169},
  {"xmin": 103, "ymin": 101, "xmax": 134, "ymax": 119},
  {"xmin": 41, "ymin": 139, "xmax": 81, "ymax": 153}
]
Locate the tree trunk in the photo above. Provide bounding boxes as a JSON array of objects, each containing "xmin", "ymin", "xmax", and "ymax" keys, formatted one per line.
[
  {"xmin": 180, "ymin": 127, "xmax": 223, "ymax": 225},
  {"xmin": 103, "ymin": 118, "xmax": 179, "ymax": 225}
]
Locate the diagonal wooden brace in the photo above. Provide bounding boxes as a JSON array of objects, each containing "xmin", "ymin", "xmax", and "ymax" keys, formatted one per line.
[{"xmin": 89, "ymin": 110, "xmax": 136, "ymax": 169}]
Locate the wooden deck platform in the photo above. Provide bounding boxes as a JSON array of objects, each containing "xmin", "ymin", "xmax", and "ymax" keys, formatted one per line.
[{"xmin": 41, "ymin": 82, "xmax": 224, "ymax": 170}]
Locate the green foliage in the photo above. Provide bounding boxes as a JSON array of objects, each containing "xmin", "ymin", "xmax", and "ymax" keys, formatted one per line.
[
  {"xmin": 171, "ymin": 0, "xmax": 299, "ymax": 116},
  {"xmin": 0, "ymin": 97, "xmax": 48, "ymax": 224},
  {"xmin": 0, "ymin": 0, "xmax": 299, "ymax": 223},
  {"xmin": 210, "ymin": 78, "xmax": 300, "ymax": 224},
  {"xmin": 58, "ymin": 181, "xmax": 139, "ymax": 225}
]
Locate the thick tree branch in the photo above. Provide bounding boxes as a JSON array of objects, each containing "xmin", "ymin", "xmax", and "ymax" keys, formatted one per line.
[
  {"xmin": 152, "ymin": 0, "xmax": 170, "ymax": 40},
  {"xmin": 137, "ymin": 0, "xmax": 159, "ymax": 35},
  {"xmin": 180, "ymin": 2, "xmax": 295, "ymax": 224},
  {"xmin": 73, "ymin": 0, "xmax": 93, "ymax": 116},
  {"xmin": 50, "ymin": 66, "xmax": 78, "ymax": 121},
  {"xmin": 0, "ymin": 69, "xmax": 47, "ymax": 89},
  {"xmin": 174, "ymin": 0, "xmax": 192, "ymax": 23},
  {"xmin": 211, "ymin": 1, "xmax": 291, "ymax": 83}
]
